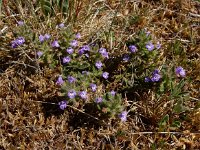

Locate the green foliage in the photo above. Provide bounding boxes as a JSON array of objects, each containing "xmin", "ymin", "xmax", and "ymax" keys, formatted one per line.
[
  {"xmin": 0, "ymin": 0, "xmax": 2, "ymax": 14},
  {"xmin": 39, "ymin": 0, "xmax": 69, "ymax": 17},
  {"xmin": 158, "ymin": 114, "xmax": 169, "ymax": 131}
]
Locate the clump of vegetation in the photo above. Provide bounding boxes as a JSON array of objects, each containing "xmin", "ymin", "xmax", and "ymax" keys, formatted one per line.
[{"xmin": 0, "ymin": 0, "xmax": 199, "ymax": 149}]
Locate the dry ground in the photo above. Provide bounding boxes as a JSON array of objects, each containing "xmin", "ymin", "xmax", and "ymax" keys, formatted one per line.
[{"xmin": 0, "ymin": 0, "xmax": 200, "ymax": 149}]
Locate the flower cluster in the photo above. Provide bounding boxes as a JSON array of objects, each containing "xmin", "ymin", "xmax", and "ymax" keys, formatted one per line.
[
  {"xmin": 11, "ymin": 37, "xmax": 25, "ymax": 48},
  {"xmin": 39, "ymin": 34, "xmax": 51, "ymax": 42},
  {"xmin": 58, "ymin": 100, "xmax": 68, "ymax": 110},
  {"xmin": 99, "ymin": 48, "xmax": 109, "ymax": 58},
  {"xmin": 145, "ymin": 69, "xmax": 161, "ymax": 82},
  {"xmin": 119, "ymin": 111, "xmax": 128, "ymax": 122},
  {"xmin": 175, "ymin": 66, "xmax": 186, "ymax": 78},
  {"xmin": 129, "ymin": 45, "xmax": 138, "ymax": 53}
]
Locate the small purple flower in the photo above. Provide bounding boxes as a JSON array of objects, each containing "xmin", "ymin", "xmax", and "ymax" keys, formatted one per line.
[
  {"xmin": 44, "ymin": 34, "xmax": 51, "ymax": 40},
  {"xmin": 129, "ymin": 45, "xmax": 138, "ymax": 53},
  {"xmin": 39, "ymin": 35, "xmax": 45, "ymax": 42},
  {"xmin": 78, "ymin": 48, "xmax": 85, "ymax": 55},
  {"xmin": 56, "ymin": 76, "xmax": 64, "ymax": 85},
  {"xmin": 119, "ymin": 111, "xmax": 128, "ymax": 122},
  {"xmin": 79, "ymin": 91, "xmax": 88, "ymax": 99},
  {"xmin": 146, "ymin": 42, "xmax": 154, "ymax": 51},
  {"xmin": 51, "ymin": 40, "xmax": 60, "ymax": 48},
  {"xmin": 145, "ymin": 77, "xmax": 151, "ymax": 82},
  {"xmin": 95, "ymin": 97, "xmax": 103, "ymax": 103},
  {"xmin": 17, "ymin": 21, "xmax": 24, "ymax": 26},
  {"xmin": 90, "ymin": 83, "xmax": 97, "ymax": 92},
  {"xmin": 156, "ymin": 41, "xmax": 161, "ymax": 49},
  {"xmin": 82, "ymin": 45, "xmax": 90, "ymax": 51},
  {"xmin": 17, "ymin": 37, "xmax": 25, "ymax": 45},
  {"xmin": 151, "ymin": 69, "xmax": 161, "ymax": 82},
  {"xmin": 78, "ymin": 45, "xmax": 90, "ymax": 55},
  {"xmin": 58, "ymin": 23, "xmax": 64, "ymax": 28},
  {"xmin": 99, "ymin": 48, "xmax": 107, "ymax": 54},
  {"xmin": 153, "ymin": 69, "xmax": 160, "ymax": 75},
  {"xmin": 123, "ymin": 54, "xmax": 130, "ymax": 62},
  {"xmin": 63, "ymin": 56, "xmax": 71, "ymax": 64},
  {"xmin": 37, "ymin": 51, "xmax": 43, "ymax": 58},
  {"xmin": 151, "ymin": 73, "xmax": 161, "ymax": 82},
  {"xmin": 66, "ymin": 47, "xmax": 74, "ymax": 54},
  {"xmin": 75, "ymin": 33, "xmax": 81, "ymax": 39},
  {"xmin": 11, "ymin": 37, "xmax": 25, "ymax": 48},
  {"xmin": 110, "ymin": 90, "xmax": 116, "ymax": 96},
  {"xmin": 95, "ymin": 61, "xmax": 103, "ymax": 69},
  {"xmin": 70, "ymin": 40, "xmax": 78, "ymax": 47},
  {"xmin": 99, "ymin": 48, "xmax": 109, "ymax": 58},
  {"xmin": 175, "ymin": 66, "xmax": 186, "ymax": 77},
  {"xmin": 102, "ymin": 72, "xmax": 109, "ymax": 79},
  {"xmin": 68, "ymin": 76, "xmax": 76, "ymax": 83},
  {"xmin": 58, "ymin": 100, "xmax": 67, "ymax": 110},
  {"xmin": 68, "ymin": 90, "xmax": 76, "ymax": 99}
]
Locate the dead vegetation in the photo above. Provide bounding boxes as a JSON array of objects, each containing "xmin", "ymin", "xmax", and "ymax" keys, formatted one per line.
[{"xmin": 0, "ymin": 0, "xmax": 200, "ymax": 149}]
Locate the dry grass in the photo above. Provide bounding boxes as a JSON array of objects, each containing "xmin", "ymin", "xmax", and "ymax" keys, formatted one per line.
[{"xmin": 0, "ymin": 0, "xmax": 200, "ymax": 149}]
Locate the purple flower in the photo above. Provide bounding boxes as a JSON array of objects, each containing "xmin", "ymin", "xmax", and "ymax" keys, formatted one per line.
[
  {"xmin": 123, "ymin": 54, "xmax": 130, "ymax": 62},
  {"xmin": 70, "ymin": 40, "xmax": 78, "ymax": 47},
  {"xmin": 39, "ymin": 34, "xmax": 51, "ymax": 42},
  {"xmin": 146, "ymin": 42, "xmax": 154, "ymax": 51},
  {"xmin": 119, "ymin": 111, "xmax": 128, "ymax": 122},
  {"xmin": 39, "ymin": 35, "xmax": 45, "ymax": 42},
  {"xmin": 151, "ymin": 73, "xmax": 161, "ymax": 82},
  {"xmin": 95, "ymin": 61, "xmax": 103, "ymax": 69},
  {"xmin": 95, "ymin": 97, "xmax": 103, "ymax": 103},
  {"xmin": 145, "ymin": 77, "xmax": 151, "ymax": 82},
  {"xmin": 78, "ymin": 48, "xmax": 85, "ymax": 55},
  {"xmin": 90, "ymin": 83, "xmax": 97, "ymax": 92},
  {"xmin": 175, "ymin": 66, "xmax": 186, "ymax": 77},
  {"xmin": 99, "ymin": 48, "xmax": 107, "ymax": 53},
  {"xmin": 44, "ymin": 34, "xmax": 51, "ymax": 40},
  {"xmin": 153, "ymin": 69, "xmax": 160, "ymax": 75},
  {"xmin": 56, "ymin": 76, "xmax": 64, "ymax": 85},
  {"xmin": 51, "ymin": 40, "xmax": 60, "ymax": 48},
  {"xmin": 99, "ymin": 48, "xmax": 109, "ymax": 58},
  {"xmin": 129, "ymin": 45, "xmax": 138, "ymax": 53},
  {"xmin": 63, "ymin": 56, "xmax": 71, "ymax": 64},
  {"xmin": 156, "ymin": 41, "xmax": 161, "ymax": 49},
  {"xmin": 58, "ymin": 100, "xmax": 67, "ymax": 110},
  {"xmin": 66, "ymin": 47, "xmax": 74, "ymax": 54},
  {"xmin": 151, "ymin": 69, "xmax": 161, "ymax": 82},
  {"xmin": 11, "ymin": 37, "xmax": 25, "ymax": 48},
  {"xmin": 75, "ymin": 33, "xmax": 81, "ymax": 39},
  {"xmin": 17, "ymin": 21, "xmax": 24, "ymax": 26},
  {"xmin": 78, "ymin": 45, "xmax": 90, "ymax": 55},
  {"xmin": 110, "ymin": 90, "xmax": 116, "ymax": 96},
  {"xmin": 79, "ymin": 91, "xmax": 88, "ymax": 99},
  {"xmin": 102, "ymin": 72, "xmax": 109, "ymax": 79},
  {"xmin": 17, "ymin": 37, "xmax": 25, "ymax": 45},
  {"xmin": 81, "ymin": 45, "xmax": 90, "ymax": 51},
  {"xmin": 68, "ymin": 90, "xmax": 76, "ymax": 99},
  {"xmin": 68, "ymin": 76, "xmax": 76, "ymax": 83},
  {"xmin": 102, "ymin": 51, "xmax": 109, "ymax": 58},
  {"xmin": 58, "ymin": 23, "xmax": 64, "ymax": 28},
  {"xmin": 37, "ymin": 51, "xmax": 43, "ymax": 58}
]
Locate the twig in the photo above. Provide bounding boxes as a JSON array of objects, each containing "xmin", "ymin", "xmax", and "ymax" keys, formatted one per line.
[
  {"xmin": 189, "ymin": 12, "xmax": 200, "ymax": 18},
  {"xmin": 190, "ymin": 97, "xmax": 200, "ymax": 101}
]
